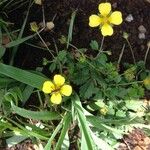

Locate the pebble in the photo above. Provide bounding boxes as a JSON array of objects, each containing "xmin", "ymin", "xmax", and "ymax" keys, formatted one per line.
[
  {"xmin": 138, "ymin": 25, "xmax": 147, "ymax": 33},
  {"xmin": 138, "ymin": 33, "xmax": 146, "ymax": 39},
  {"xmin": 125, "ymin": 14, "xmax": 134, "ymax": 22},
  {"xmin": 112, "ymin": 2, "xmax": 117, "ymax": 8}
]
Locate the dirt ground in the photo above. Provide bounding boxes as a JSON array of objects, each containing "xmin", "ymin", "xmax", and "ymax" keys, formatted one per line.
[{"xmin": 4, "ymin": 0, "xmax": 150, "ymax": 70}]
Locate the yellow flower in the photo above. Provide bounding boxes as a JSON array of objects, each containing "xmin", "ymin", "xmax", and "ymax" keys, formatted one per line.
[
  {"xmin": 42, "ymin": 74, "xmax": 72, "ymax": 104},
  {"xmin": 100, "ymin": 107, "xmax": 108, "ymax": 115},
  {"xmin": 89, "ymin": 2, "xmax": 123, "ymax": 36}
]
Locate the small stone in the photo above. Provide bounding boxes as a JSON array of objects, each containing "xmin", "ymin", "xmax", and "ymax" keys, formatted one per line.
[
  {"xmin": 125, "ymin": 14, "xmax": 134, "ymax": 22},
  {"xmin": 138, "ymin": 33, "xmax": 146, "ymax": 39},
  {"xmin": 138, "ymin": 25, "xmax": 147, "ymax": 33},
  {"xmin": 145, "ymin": 0, "xmax": 150, "ymax": 3},
  {"xmin": 34, "ymin": 0, "xmax": 42, "ymax": 5},
  {"xmin": 112, "ymin": 2, "xmax": 117, "ymax": 8}
]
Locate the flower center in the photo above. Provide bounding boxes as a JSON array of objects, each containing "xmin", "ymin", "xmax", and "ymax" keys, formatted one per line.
[
  {"xmin": 52, "ymin": 84, "xmax": 63, "ymax": 93},
  {"xmin": 102, "ymin": 17, "xmax": 109, "ymax": 24}
]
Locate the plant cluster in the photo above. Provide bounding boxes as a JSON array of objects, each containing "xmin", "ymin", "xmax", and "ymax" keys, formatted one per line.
[{"xmin": 0, "ymin": 1, "xmax": 150, "ymax": 150}]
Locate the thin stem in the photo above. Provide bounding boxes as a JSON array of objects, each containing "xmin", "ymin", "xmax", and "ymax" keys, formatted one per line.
[
  {"xmin": 36, "ymin": 31, "xmax": 55, "ymax": 59},
  {"xmin": 52, "ymin": 38, "xmax": 63, "ymax": 74},
  {"xmin": 144, "ymin": 46, "xmax": 150, "ymax": 64},
  {"xmin": 37, "ymin": 91, "xmax": 43, "ymax": 108},
  {"xmin": 42, "ymin": 3, "xmax": 46, "ymax": 28},
  {"xmin": 111, "ymin": 80, "xmax": 143, "ymax": 86},
  {"xmin": 126, "ymin": 38, "xmax": 136, "ymax": 64},
  {"xmin": 95, "ymin": 36, "xmax": 104, "ymax": 59},
  {"xmin": 118, "ymin": 44, "xmax": 126, "ymax": 65}
]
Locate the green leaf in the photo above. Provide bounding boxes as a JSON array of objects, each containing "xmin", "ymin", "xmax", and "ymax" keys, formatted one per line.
[
  {"xmin": 72, "ymin": 67, "xmax": 90, "ymax": 85},
  {"xmin": 22, "ymin": 85, "xmax": 34, "ymax": 104},
  {"xmin": 87, "ymin": 116, "xmax": 124, "ymax": 135},
  {"xmin": 5, "ymin": 34, "xmax": 35, "ymax": 48},
  {"xmin": 55, "ymin": 112, "xmax": 71, "ymax": 150},
  {"xmin": 67, "ymin": 10, "xmax": 77, "ymax": 49},
  {"xmin": 4, "ymin": 87, "xmax": 23, "ymax": 104},
  {"xmin": 90, "ymin": 40, "xmax": 99, "ymax": 50},
  {"xmin": 96, "ymin": 53, "xmax": 107, "ymax": 65},
  {"xmin": 57, "ymin": 50, "xmax": 67, "ymax": 62},
  {"xmin": 89, "ymin": 128, "xmax": 113, "ymax": 150},
  {"xmin": 0, "ymin": 76, "xmax": 16, "ymax": 88},
  {"xmin": 0, "ymin": 46, "xmax": 6, "ymax": 59},
  {"xmin": 80, "ymin": 80, "xmax": 97, "ymax": 99},
  {"xmin": 11, "ymin": 102, "xmax": 61, "ymax": 121},
  {"xmin": 6, "ymin": 118, "xmax": 48, "ymax": 140},
  {"xmin": 49, "ymin": 62, "xmax": 56, "ymax": 73},
  {"xmin": 61, "ymin": 132, "xmax": 70, "ymax": 150},
  {"xmin": 125, "ymin": 100, "xmax": 144, "ymax": 111},
  {"xmin": 73, "ymin": 94, "xmax": 95, "ymax": 150},
  {"xmin": 0, "ymin": 63, "xmax": 47, "ymax": 89},
  {"xmin": 6, "ymin": 135, "xmax": 28, "ymax": 148}
]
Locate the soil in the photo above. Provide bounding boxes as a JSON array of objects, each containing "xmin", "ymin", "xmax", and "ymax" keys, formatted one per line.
[
  {"xmin": 3, "ymin": 0, "xmax": 150, "ymax": 70},
  {"xmin": 1, "ymin": 0, "xmax": 150, "ymax": 149}
]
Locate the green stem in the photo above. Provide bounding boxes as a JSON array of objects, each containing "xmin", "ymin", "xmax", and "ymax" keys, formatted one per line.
[
  {"xmin": 111, "ymin": 80, "xmax": 143, "ymax": 86},
  {"xmin": 118, "ymin": 44, "xmax": 126, "ymax": 65},
  {"xmin": 95, "ymin": 36, "xmax": 104, "ymax": 59},
  {"xmin": 52, "ymin": 38, "xmax": 62, "ymax": 74},
  {"xmin": 37, "ymin": 91, "xmax": 43, "ymax": 108},
  {"xmin": 144, "ymin": 46, "xmax": 150, "ymax": 64},
  {"xmin": 126, "ymin": 38, "xmax": 136, "ymax": 64},
  {"xmin": 36, "ymin": 32, "xmax": 55, "ymax": 59}
]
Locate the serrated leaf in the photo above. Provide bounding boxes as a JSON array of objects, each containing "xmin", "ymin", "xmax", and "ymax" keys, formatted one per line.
[
  {"xmin": 57, "ymin": 50, "xmax": 67, "ymax": 62},
  {"xmin": 90, "ymin": 40, "xmax": 99, "ymax": 50},
  {"xmin": 79, "ymin": 80, "xmax": 96, "ymax": 99},
  {"xmin": 96, "ymin": 53, "xmax": 107, "ymax": 65}
]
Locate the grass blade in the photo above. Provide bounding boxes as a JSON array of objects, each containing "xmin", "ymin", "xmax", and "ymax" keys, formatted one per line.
[
  {"xmin": 11, "ymin": 102, "xmax": 61, "ymax": 121},
  {"xmin": 72, "ymin": 94, "xmax": 95, "ymax": 150},
  {"xmin": 67, "ymin": 10, "xmax": 77, "ymax": 49},
  {"xmin": 55, "ymin": 112, "xmax": 71, "ymax": 150},
  {"xmin": 0, "ymin": 63, "xmax": 47, "ymax": 89},
  {"xmin": 44, "ymin": 120, "xmax": 63, "ymax": 150},
  {"xmin": 5, "ymin": 34, "xmax": 35, "ymax": 48}
]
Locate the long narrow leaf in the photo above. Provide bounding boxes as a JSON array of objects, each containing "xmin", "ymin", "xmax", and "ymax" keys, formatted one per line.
[
  {"xmin": 55, "ymin": 112, "xmax": 71, "ymax": 150},
  {"xmin": 0, "ymin": 63, "xmax": 47, "ymax": 89},
  {"xmin": 5, "ymin": 34, "xmax": 35, "ymax": 48},
  {"xmin": 73, "ymin": 94, "xmax": 95, "ymax": 150},
  {"xmin": 44, "ymin": 121, "xmax": 63, "ymax": 150},
  {"xmin": 67, "ymin": 10, "xmax": 77, "ymax": 49},
  {"xmin": 11, "ymin": 102, "xmax": 61, "ymax": 121}
]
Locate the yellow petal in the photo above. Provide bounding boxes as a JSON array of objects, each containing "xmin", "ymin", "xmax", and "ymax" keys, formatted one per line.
[
  {"xmin": 42, "ymin": 81, "xmax": 54, "ymax": 94},
  {"xmin": 98, "ymin": 3, "xmax": 111, "ymax": 16},
  {"xmin": 51, "ymin": 93, "xmax": 62, "ymax": 104},
  {"xmin": 61, "ymin": 85, "xmax": 72, "ymax": 96},
  {"xmin": 109, "ymin": 11, "xmax": 123, "ymax": 25},
  {"xmin": 53, "ymin": 74, "xmax": 65, "ymax": 87},
  {"xmin": 89, "ymin": 15, "xmax": 101, "ymax": 27},
  {"xmin": 101, "ymin": 23, "xmax": 113, "ymax": 36}
]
